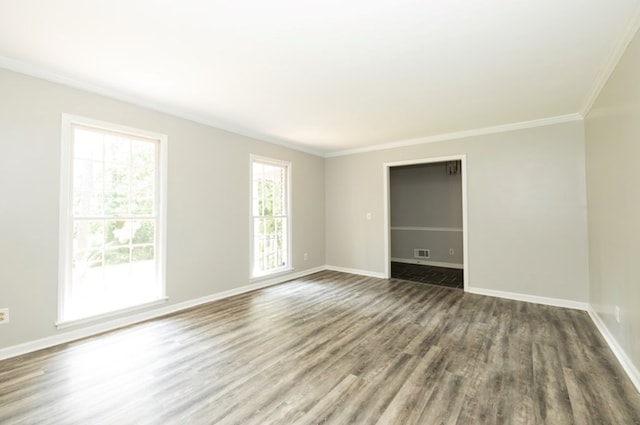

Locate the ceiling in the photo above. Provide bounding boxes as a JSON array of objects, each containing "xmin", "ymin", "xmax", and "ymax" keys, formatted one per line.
[{"xmin": 1, "ymin": 0, "xmax": 639, "ymax": 156}]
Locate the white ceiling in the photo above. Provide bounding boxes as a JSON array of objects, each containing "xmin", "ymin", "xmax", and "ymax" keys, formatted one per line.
[{"xmin": 1, "ymin": 0, "xmax": 639, "ymax": 156}]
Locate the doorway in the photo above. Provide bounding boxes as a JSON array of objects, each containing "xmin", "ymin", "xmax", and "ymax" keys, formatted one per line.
[{"xmin": 383, "ymin": 156, "xmax": 468, "ymax": 290}]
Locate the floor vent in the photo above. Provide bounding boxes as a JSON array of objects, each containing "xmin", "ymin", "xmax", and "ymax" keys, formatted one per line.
[{"xmin": 414, "ymin": 248, "xmax": 430, "ymax": 259}]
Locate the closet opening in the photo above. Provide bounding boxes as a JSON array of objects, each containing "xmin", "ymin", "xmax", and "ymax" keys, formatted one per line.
[{"xmin": 383, "ymin": 156, "xmax": 468, "ymax": 290}]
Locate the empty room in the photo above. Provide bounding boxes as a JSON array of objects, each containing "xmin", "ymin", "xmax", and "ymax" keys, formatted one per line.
[{"xmin": 1, "ymin": 1, "xmax": 640, "ymax": 423}]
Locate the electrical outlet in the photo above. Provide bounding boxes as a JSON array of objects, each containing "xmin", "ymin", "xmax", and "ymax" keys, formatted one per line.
[
  {"xmin": 304, "ymin": 253, "xmax": 308, "ymax": 261},
  {"xmin": 449, "ymin": 248, "xmax": 454, "ymax": 256},
  {"xmin": 615, "ymin": 306, "xmax": 621, "ymax": 323},
  {"xmin": 0, "ymin": 308, "xmax": 9, "ymax": 324}
]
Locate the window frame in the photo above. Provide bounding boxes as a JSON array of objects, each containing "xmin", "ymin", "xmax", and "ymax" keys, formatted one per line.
[
  {"xmin": 57, "ymin": 114, "xmax": 168, "ymax": 326},
  {"xmin": 249, "ymin": 155, "xmax": 292, "ymax": 279}
]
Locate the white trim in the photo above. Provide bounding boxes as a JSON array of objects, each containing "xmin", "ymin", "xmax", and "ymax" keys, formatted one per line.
[
  {"xmin": 580, "ymin": 6, "xmax": 640, "ymax": 116},
  {"xmin": 326, "ymin": 114, "xmax": 582, "ymax": 158},
  {"xmin": 587, "ymin": 305, "xmax": 640, "ymax": 393},
  {"xmin": 466, "ymin": 286, "xmax": 588, "ymax": 311},
  {"xmin": 391, "ymin": 226, "xmax": 463, "ymax": 232},
  {"xmin": 56, "ymin": 297, "xmax": 168, "ymax": 329},
  {"xmin": 249, "ymin": 267, "xmax": 294, "ymax": 283},
  {"xmin": 57, "ymin": 115, "xmax": 73, "ymax": 325},
  {"xmin": 0, "ymin": 55, "xmax": 324, "ymax": 158},
  {"xmin": 325, "ymin": 265, "xmax": 386, "ymax": 279},
  {"xmin": 383, "ymin": 155, "xmax": 469, "ymax": 292},
  {"xmin": 158, "ymin": 125, "xmax": 169, "ymax": 303},
  {"xmin": 391, "ymin": 257, "xmax": 463, "ymax": 269},
  {"xmin": 0, "ymin": 266, "xmax": 326, "ymax": 361}
]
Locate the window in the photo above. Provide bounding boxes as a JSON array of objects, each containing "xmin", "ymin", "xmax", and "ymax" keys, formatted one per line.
[
  {"xmin": 251, "ymin": 156, "xmax": 291, "ymax": 277},
  {"xmin": 58, "ymin": 115, "xmax": 167, "ymax": 324}
]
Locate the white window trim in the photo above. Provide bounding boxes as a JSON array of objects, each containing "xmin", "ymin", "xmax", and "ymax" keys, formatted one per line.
[
  {"xmin": 57, "ymin": 113, "xmax": 168, "ymax": 325},
  {"xmin": 249, "ymin": 154, "xmax": 293, "ymax": 280}
]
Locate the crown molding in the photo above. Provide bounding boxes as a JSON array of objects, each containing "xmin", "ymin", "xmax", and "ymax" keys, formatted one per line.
[
  {"xmin": 580, "ymin": 5, "xmax": 640, "ymax": 117},
  {"xmin": 325, "ymin": 113, "xmax": 583, "ymax": 158},
  {"xmin": 0, "ymin": 55, "xmax": 325, "ymax": 158}
]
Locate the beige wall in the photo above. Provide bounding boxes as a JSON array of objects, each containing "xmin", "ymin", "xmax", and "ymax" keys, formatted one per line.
[
  {"xmin": 0, "ymin": 68, "xmax": 326, "ymax": 348},
  {"xmin": 326, "ymin": 121, "xmax": 590, "ymax": 302},
  {"xmin": 585, "ymin": 28, "xmax": 640, "ymax": 376}
]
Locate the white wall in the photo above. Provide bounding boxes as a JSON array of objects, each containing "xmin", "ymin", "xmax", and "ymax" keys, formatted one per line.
[
  {"xmin": 584, "ymin": 27, "xmax": 640, "ymax": 382},
  {"xmin": 326, "ymin": 121, "xmax": 590, "ymax": 303},
  {"xmin": 0, "ymin": 68, "xmax": 326, "ymax": 349},
  {"xmin": 390, "ymin": 162, "xmax": 463, "ymax": 265}
]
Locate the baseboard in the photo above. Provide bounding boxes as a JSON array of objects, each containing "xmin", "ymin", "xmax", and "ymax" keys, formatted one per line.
[
  {"xmin": 0, "ymin": 266, "xmax": 326, "ymax": 361},
  {"xmin": 587, "ymin": 305, "xmax": 640, "ymax": 393},
  {"xmin": 391, "ymin": 257, "xmax": 464, "ymax": 269},
  {"xmin": 466, "ymin": 286, "xmax": 588, "ymax": 311},
  {"xmin": 325, "ymin": 265, "xmax": 386, "ymax": 279}
]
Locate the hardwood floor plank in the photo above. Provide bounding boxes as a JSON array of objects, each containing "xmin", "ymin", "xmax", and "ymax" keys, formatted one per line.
[
  {"xmin": 374, "ymin": 345, "xmax": 443, "ymax": 425},
  {"xmin": 415, "ymin": 370, "xmax": 467, "ymax": 425},
  {"xmin": 532, "ymin": 343, "xmax": 576, "ymax": 424},
  {"xmin": 292, "ymin": 374, "xmax": 359, "ymax": 425}
]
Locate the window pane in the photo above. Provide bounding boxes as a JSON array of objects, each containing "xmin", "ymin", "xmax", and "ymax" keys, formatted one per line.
[
  {"xmin": 74, "ymin": 191, "xmax": 104, "ymax": 218},
  {"xmin": 131, "ymin": 165, "xmax": 154, "ymax": 195},
  {"xmin": 104, "ymin": 162, "xmax": 130, "ymax": 216},
  {"xmin": 104, "ymin": 192, "xmax": 129, "ymax": 216},
  {"xmin": 73, "ymin": 249, "xmax": 104, "ymax": 272},
  {"xmin": 132, "ymin": 140, "xmax": 155, "ymax": 167},
  {"xmin": 105, "ymin": 247, "xmax": 130, "ymax": 266},
  {"xmin": 73, "ymin": 160, "xmax": 103, "ymax": 216},
  {"xmin": 105, "ymin": 134, "xmax": 130, "ymax": 164},
  {"xmin": 131, "ymin": 196, "xmax": 154, "ymax": 216},
  {"xmin": 273, "ymin": 175, "xmax": 283, "ymax": 216},
  {"xmin": 265, "ymin": 180, "xmax": 274, "ymax": 216},
  {"xmin": 106, "ymin": 220, "xmax": 131, "ymax": 247},
  {"xmin": 73, "ymin": 221, "xmax": 104, "ymax": 252},
  {"xmin": 74, "ymin": 128, "xmax": 103, "ymax": 160},
  {"xmin": 73, "ymin": 160, "xmax": 103, "ymax": 190},
  {"xmin": 132, "ymin": 220, "xmax": 155, "ymax": 244},
  {"xmin": 104, "ymin": 163, "xmax": 130, "ymax": 193},
  {"xmin": 132, "ymin": 245, "xmax": 154, "ymax": 262}
]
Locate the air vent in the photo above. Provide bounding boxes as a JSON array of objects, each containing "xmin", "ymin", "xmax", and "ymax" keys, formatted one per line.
[{"xmin": 414, "ymin": 249, "xmax": 430, "ymax": 259}]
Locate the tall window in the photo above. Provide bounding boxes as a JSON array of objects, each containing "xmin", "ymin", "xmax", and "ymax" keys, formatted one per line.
[
  {"xmin": 59, "ymin": 115, "xmax": 167, "ymax": 323},
  {"xmin": 251, "ymin": 156, "xmax": 291, "ymax": 277}
]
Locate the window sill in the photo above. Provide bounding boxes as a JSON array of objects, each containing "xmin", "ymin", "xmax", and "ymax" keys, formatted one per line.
[
  {"xmin": 56, "ymin": 297, "xmax": 169, "ymax": 329},
  {"xmin": 249, "ymin": 267, "xmax": 294, "ymax": 283}
]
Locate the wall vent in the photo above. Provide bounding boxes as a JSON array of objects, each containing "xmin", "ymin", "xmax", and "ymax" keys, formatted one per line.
[{"xmin": 414, "ymin": 249, "xmax": 430, "ymax": 259}]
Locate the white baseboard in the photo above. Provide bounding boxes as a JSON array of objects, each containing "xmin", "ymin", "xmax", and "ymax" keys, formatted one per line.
[
  {"xmin": 466, "ymin": 286, "xmax": 588, "ymax": 311},
  {"xmin": 391, "ymin": 257, "xmax": 464, "ymax": 269},
  {"xmin": 0, "ymin": 266, "xmax": 326, "ymax": 361},
  {"xmin": 325, "ymin": 265, "xmax": 386, "ymax": 279},
  {"xmin": 587, "ymin": 305, "xmax": 640, "ymax": 393}
]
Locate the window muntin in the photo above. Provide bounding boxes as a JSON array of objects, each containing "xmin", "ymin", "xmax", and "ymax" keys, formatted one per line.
[
  {"xmin": 251, "ymin": 157, "xmax": 291, "ymax": 277},
  {"xmin": 59, "ymin": 117, "xmax": 166, "ymax": 323}
]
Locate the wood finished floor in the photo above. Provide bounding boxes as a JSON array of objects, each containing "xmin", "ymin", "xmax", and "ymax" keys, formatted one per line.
[
  {"xmin": 391, "ymin": 262, "xmax": 464, "ymax": 289},
  {"xmin": 1, "ymin": 271, "xmax": 639, "ymax": 425}
]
